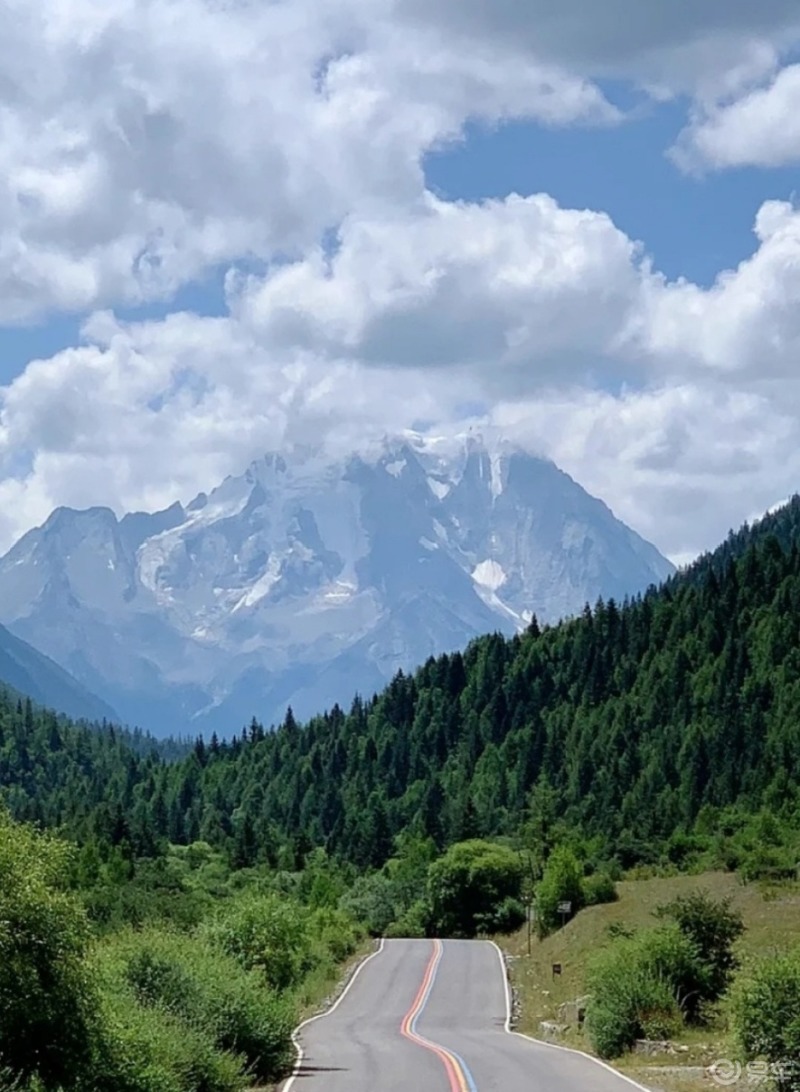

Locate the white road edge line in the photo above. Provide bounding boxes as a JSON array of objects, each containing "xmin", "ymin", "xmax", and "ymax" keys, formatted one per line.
[
  {"xmin": 281, "ymin": 938, "xmax": 387, "ymax": 1092},
  {"xmin": 489, "ymin": 941, "xmax": 653, "ymax": 1092}
]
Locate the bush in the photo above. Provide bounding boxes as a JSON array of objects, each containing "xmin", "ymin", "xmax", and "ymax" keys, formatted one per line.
[
  {"xmin": 339, "ymin": 874, "xmax": 397, "ymax": 937},
  {"xmin": 96, "ymin": 928, "xmax": 295, "ymax": 1084},
  {"xmin": 584, "ymin": 873, "xmax": 619, "ymax": 907},
  {"xmin": 732, "ymin": 951, "xmax": 800, "ymax": 1092},
  {"xmin": 427, "ymin": 841, "xmax": 524, "ymax": 938},
  {"xmin": 476, "ymin": 897, "xmax": 526, "ymax": 935},
  {"xmin": 586, "ymin": 924, "xmax": 708, "ymax": 1057},
  {"xmin": 385, "ymin": 900, "xmax": 431, "ymax": 939},
  {"xmin": 535, "ymin": 846, "xmax": 585, "ymax": 937},
  {"xmin": 0, "ymin": 812, "xmax": 102, "ymax": 1089},
  {"xmin": 91, "ymin": 983, "xmax": 245, "ymax": 1092},
  {"xmin": 738, "ymin": 845, "xmax": 798, "ymax": 885},
  {"xmin": 656, "ymin": 889, "xmax": 744, "ymax": 1016},
  {"xmin": 203, "ymin": 894, "xmax": 315, "ymax": 990},
  {"xmin": 586, "ymin": 942, "xmax": 681, "ymax": 1058},
  {"xmin": 309, "ymin": 907, "xmax": 363, "ymax": 964}
]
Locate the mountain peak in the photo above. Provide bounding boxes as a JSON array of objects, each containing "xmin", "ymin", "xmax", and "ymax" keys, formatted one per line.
[{"xmin": 0, "ymin": 440, "xmax": 673, "ymax": 736}]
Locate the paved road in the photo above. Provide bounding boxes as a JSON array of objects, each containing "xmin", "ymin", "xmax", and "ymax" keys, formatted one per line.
[{"xmin": 285, "ymin": 938, "xmax": 647, "ymax": 1092}]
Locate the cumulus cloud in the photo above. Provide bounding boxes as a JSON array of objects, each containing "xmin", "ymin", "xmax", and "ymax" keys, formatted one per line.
[
  {"xmin": 0, "ymin": 0, "xmax": 615, "ymax": 322},
  {"xmin": 3, "ymin": 192, "xmax": 800, "ymax": 561},
  {"xmin": 231, "ymin": 193, "xmax": 648, "ymax": 381},
  {"xmin": 492, "ymin": 385, "xmax": 800, "ymax": 564},
  {"xmin": 0, "ymin": 305, "xmax": 476, "ymax": 548},
  {"xmin": 673, "ymin": 64, "xmax": 800, "ymax": 170},
  {"xmin": 638, "ymin": 201, "xmax": 800, "ymax": 378}
]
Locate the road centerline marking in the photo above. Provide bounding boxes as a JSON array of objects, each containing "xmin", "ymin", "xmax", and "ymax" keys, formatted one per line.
[{"xmin": 401, "ymin": 939, "xmax": 479, "ymax": 1092}]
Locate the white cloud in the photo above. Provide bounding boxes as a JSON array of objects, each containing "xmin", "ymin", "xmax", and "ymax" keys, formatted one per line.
[
  {"xmin": 673, "ymin": 64, "xmax": 800, "ymax": 170},
  {"xmin": 492, "ymin": 385, "xmax": 800, "ymax": 563},
  {"xmin": 3, "ymin": 193, "xmax": 800, "ymax": 562},
  {"xmin": 638, "ymin": 200, "xmax": 800, "ymax": 378},
  {"xmin": 0, "ymin": 306, "xmax": 472, "ymax": 548},
  {"xmin": 0, "ymin": 0, "xmax": 615, "ymax": 323},
  {"xmin": 231, "ymin": 192, "xmax": 648, "ymax": 384}
]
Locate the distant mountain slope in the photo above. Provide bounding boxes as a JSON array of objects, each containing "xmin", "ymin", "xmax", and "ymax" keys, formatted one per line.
[
  {"xmin": 0, "ymin": 622, "xmax": 117, "ymax": 724},
  {"xmin": 0, "ymin": 435, "xmax": 673, "ymax": 736}
]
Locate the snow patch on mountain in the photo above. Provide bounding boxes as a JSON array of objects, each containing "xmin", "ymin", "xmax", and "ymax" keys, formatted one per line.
[
  {"xmin": 472, "ymin": 559, "xmax": 507, "ymax": 591},
  {"xmin": 427, "ymin": 478, "xmax": 451, "ymax": 500},
  {"xmin": 489, "ymin": 453, "xmax": 505, "ymax": 500}
]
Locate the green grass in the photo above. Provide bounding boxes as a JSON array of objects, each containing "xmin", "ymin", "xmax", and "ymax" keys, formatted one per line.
[
  {"xmin": 292, "ymin": 937, "xmax": 376, "ymax": 1017},
  {"xmin": 500, "ymin": 871, "xmax": 800, "ymax": 1091}
]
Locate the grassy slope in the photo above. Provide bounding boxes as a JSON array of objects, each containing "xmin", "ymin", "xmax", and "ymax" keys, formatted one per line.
[{"xmin": 500, "ymin": 872, "xmax": 800, "ymax": 1092}]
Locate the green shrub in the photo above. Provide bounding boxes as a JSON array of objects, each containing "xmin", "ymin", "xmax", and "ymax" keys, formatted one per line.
[
  {"xmin": 309, "ymin": 907, "xmax": 363, "ymax": 964},
  {"xmin": 535, "ymin": 846, "xmax": 585, "ymax": 937},
  {"xmin": 203, "ymin": 894, "xmax": 315, "ymax": 990},
  {"xmin": 656, "ymin": 889, "xmax": 744, "ymax": 1017},
  {"xmin": 91, "ymin": 982, "xmax": 245, "ymax": 1092},
  {"xmin": 586, "ymin": 924, "xmax": 708, "ymax": 1057},
  {"xmin": 584, "ymin": 873, "xmax": 619, "ymax": 907},
  {"xmin": 586, "ymin": 943, "xmax": 680, "ymax": 1058},
  {"xmin": 732, "ymin": 950, "xmax": 800, "ymax": 1092},
  {"xmin": 476, "ymin": 897, "xmax": 526, "ymax": 935},
  {"xmin": 96, "ymin": 929, "xmax": 295, "ymax": 1084},
  {"xmin": 0, "ymin": 813, "xmax": 102, "ymax": 1089},
  {"xmin": 427, "ymin": 840, "xmax": 524, "ymax": 938},
  {"xmin": 738, "ymin": 845, "xmax": 798, "ymax": 885},
  {"xmin": 339, "ymin": 874, "xmax": 397, "ymax": 936},
  {"xmin": 385, "ymin": 900, "xmax": 431, "ymax": 938}
]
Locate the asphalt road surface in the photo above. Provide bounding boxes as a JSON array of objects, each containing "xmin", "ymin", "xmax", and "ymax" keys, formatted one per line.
[{"xmin": 284, "ymin": 938, "xmax": 648, "ymax": 1092}]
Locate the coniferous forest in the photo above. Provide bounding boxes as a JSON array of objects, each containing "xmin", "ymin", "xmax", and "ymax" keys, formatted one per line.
[{"xmin": 5, "ymin": 497, "xmax": 800, "ymax": 876}]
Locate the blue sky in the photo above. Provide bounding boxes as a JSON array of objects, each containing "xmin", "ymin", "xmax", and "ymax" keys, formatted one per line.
[
  {"xmin": 1, "ymin": 0, "xmax": 800, "ymax": 564},
  {"xmin": 427, "ymin": 101, "xmax": 800, "ymax": 288}
]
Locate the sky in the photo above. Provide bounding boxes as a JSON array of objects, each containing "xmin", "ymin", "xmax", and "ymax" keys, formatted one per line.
[{"xmin": 2, "ymin": 1, "xmax": 800, "ymax": 564}]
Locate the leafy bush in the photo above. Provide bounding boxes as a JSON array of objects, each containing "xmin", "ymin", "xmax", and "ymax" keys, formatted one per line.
[
  {"xmin": 535, "ymin": 846, "xmax": 585, "ymax": 937},
  {"xmin": 738, "ymin": 845, "xmax": 798, "ymax": 884},
  {"xmin": 586, "ymin": 941, "xmax": 681, "ymax": 1058},
  {"xmin": 97, "ymin": 928, "xmax": 295, "ymax": 1084},
  {"xmin": 584, "ymin": 873, "xmax": 619, "ymax": 907},
  {"xmin": 308, "ymin": 907, "xmax": 363, "ymax": 964},
  {"xmin": 427, "ymin": 840, "xmax": 524, "ymax": 938},
  {"xmin": 586, "ymin": 923, "xmax": 711, "ymax": 1057},
  {"xmin": 340, "ymin": 874, "xmax": 397, "ymax": 936},
  {"xmin": 732, "ymin": 951, "xmax": 800, "ymax": 1092},
  {"xmin": 0, "ymin": 812, "xmax": 101, "ymax": 1089},
  {"xmin": 203, "ymin": 894, "xmax": 315, "ymax": 990},
  {"xmin": 91, "ymin": 981, "xmax": 245, "ymax": 1092},
  {"xmin": 476, "ymin": 897, "xmax": 526, "ymax": 935},
  {"xmin": 656, "ymin": 889, "xmax": 744, "ymax": 1016},
  {"xmin": 385, "ymin": 900, "xmax": 431, "ymax": 938}
]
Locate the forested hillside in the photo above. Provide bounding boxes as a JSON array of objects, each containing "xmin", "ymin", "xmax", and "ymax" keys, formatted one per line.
[
  {"xmin": 3, "ymin": 498, "xmax": 800, "ymax": 877},
  {"xmin": 177, "ymin": 509, "xmax": 800, "ymax": 870}
]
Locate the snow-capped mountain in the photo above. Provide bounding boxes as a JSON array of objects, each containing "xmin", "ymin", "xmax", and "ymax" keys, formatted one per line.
[{"xmin": 0, "ymin": 435, "xmax": 674, "ymax": 736}]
